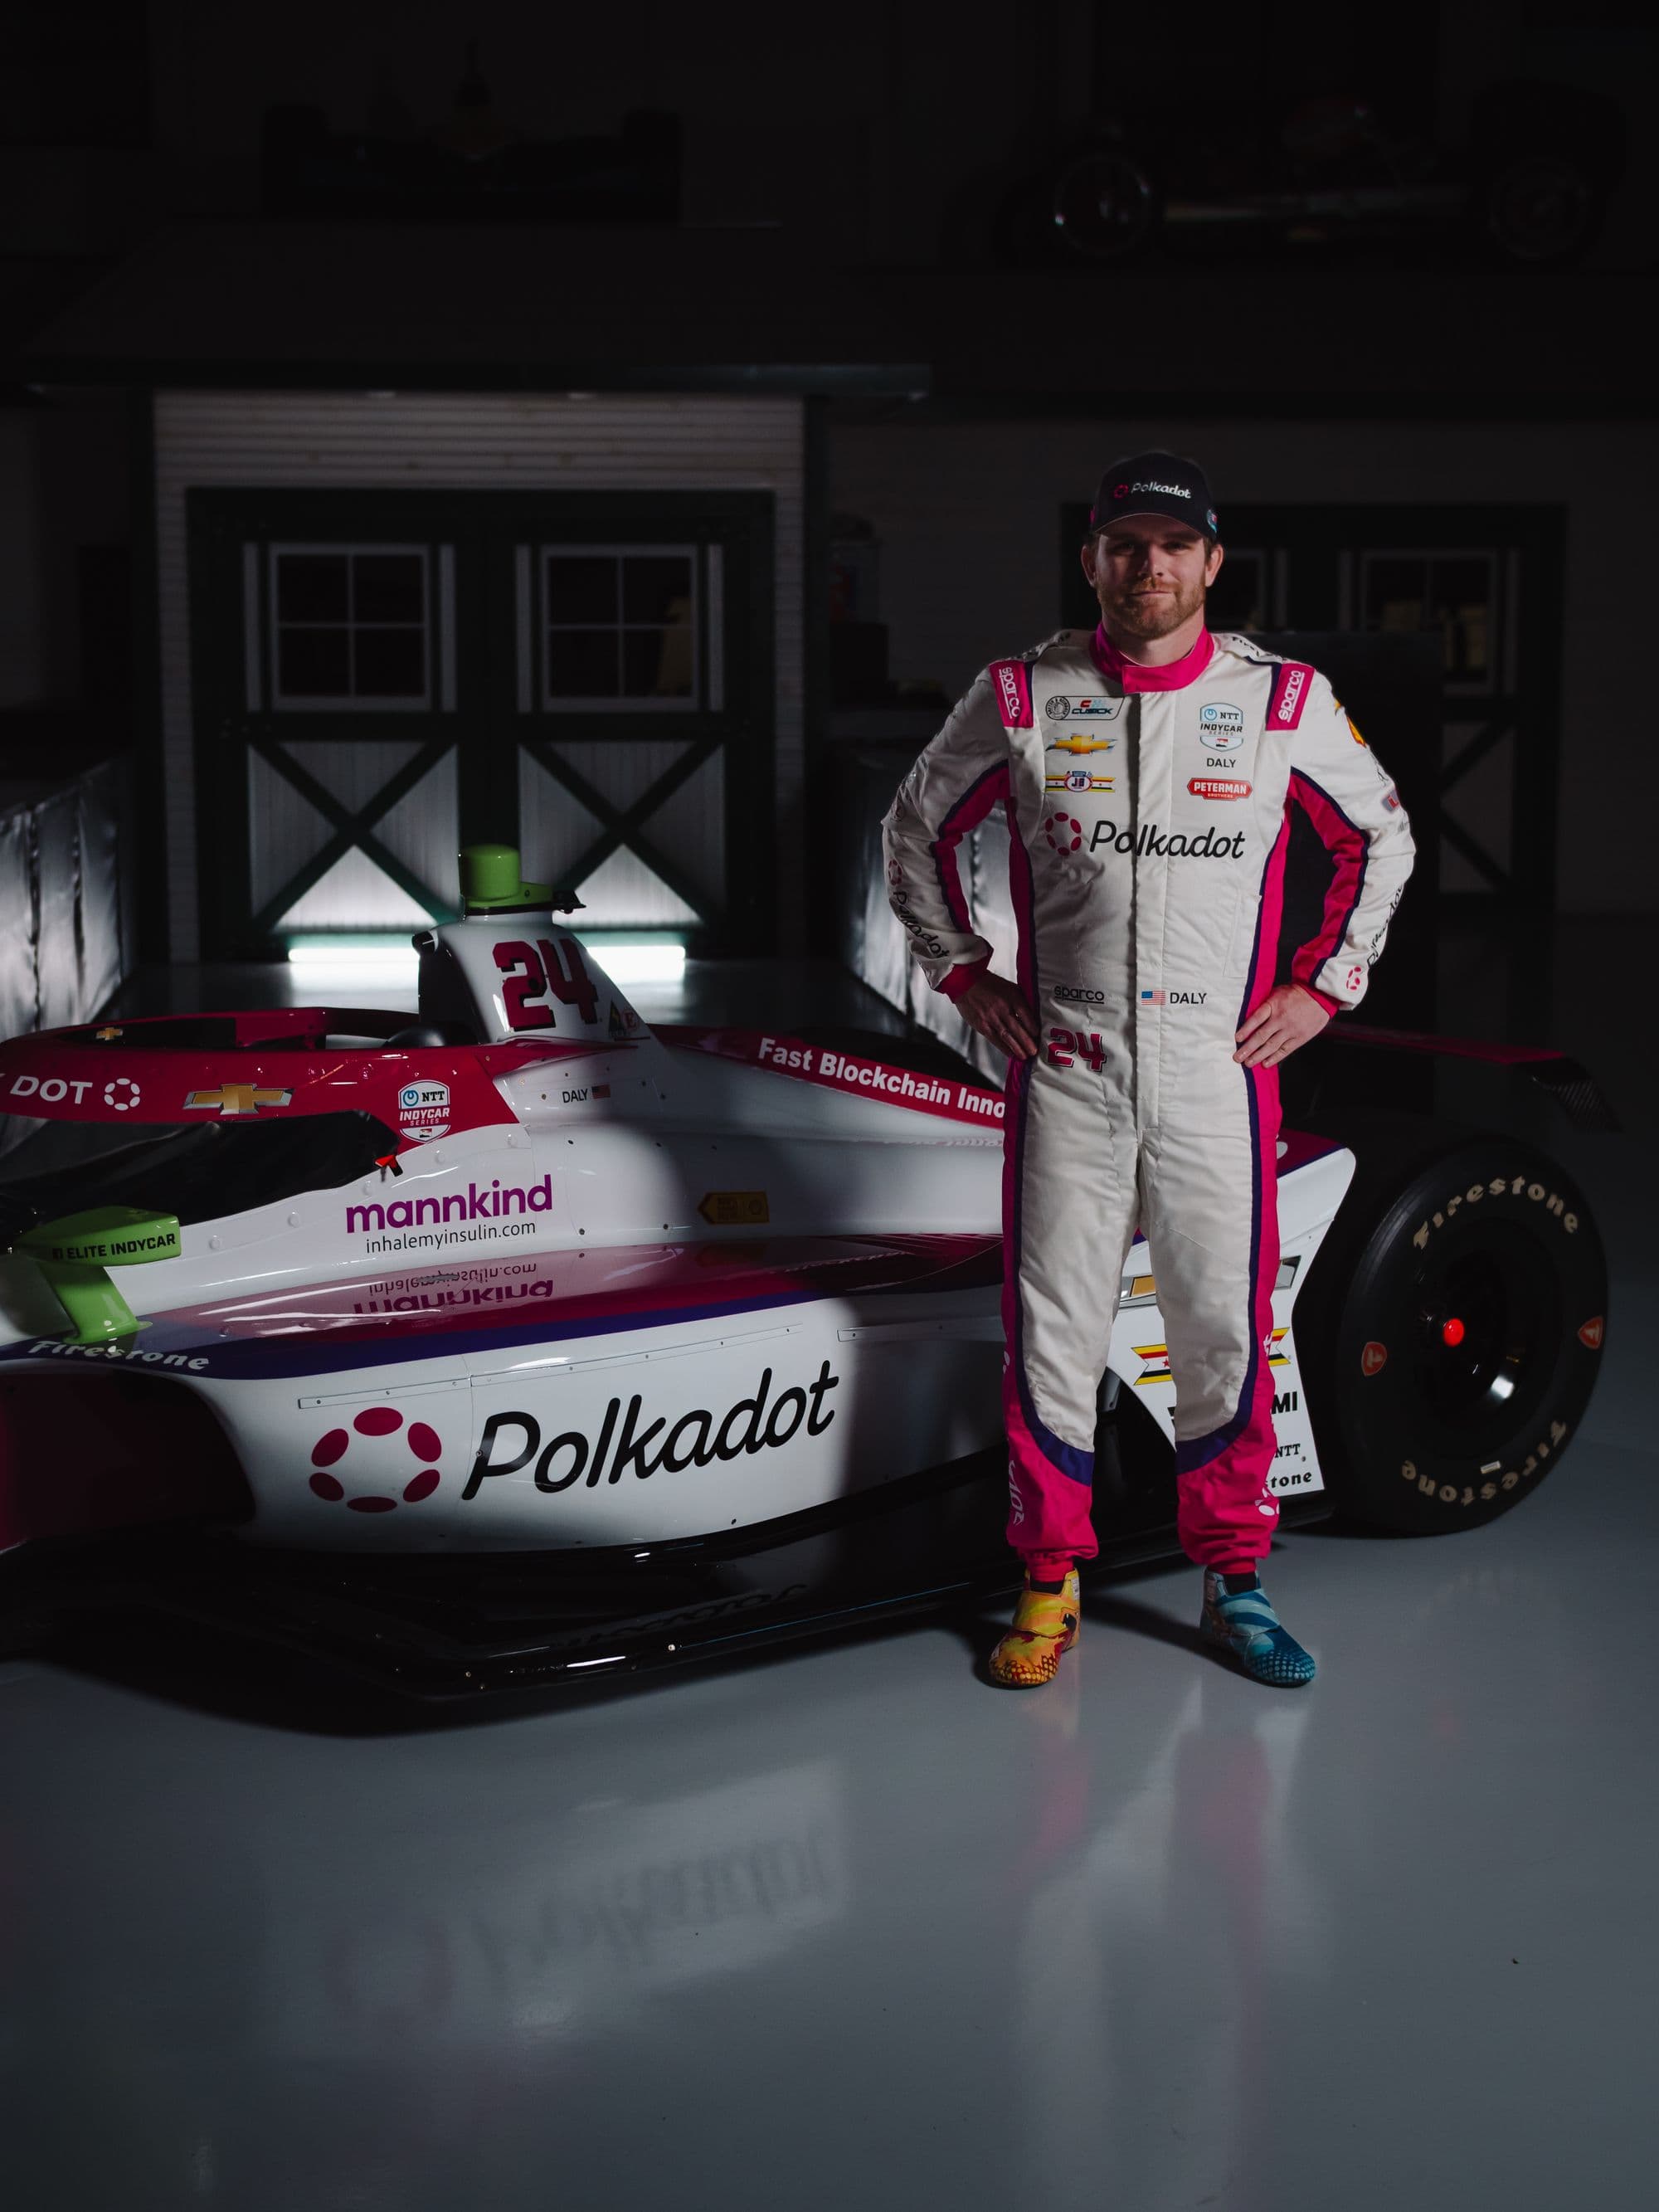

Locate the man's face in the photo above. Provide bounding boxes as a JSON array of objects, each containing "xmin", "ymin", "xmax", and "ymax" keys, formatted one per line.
[{"xmin": 1082, "ymin": 515, "xmax": 1224, "ymax": 642}]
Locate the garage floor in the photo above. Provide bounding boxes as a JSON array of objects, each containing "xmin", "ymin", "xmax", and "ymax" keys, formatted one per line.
[{"xmin": 3, "ymin": 930, "xmax": 1654, "ymax": 2212}]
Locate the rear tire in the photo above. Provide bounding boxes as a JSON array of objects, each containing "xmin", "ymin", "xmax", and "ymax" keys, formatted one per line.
[{"xmin": 1295, "ymin": 1113, "xmax": 1608, "ymax": 1533}]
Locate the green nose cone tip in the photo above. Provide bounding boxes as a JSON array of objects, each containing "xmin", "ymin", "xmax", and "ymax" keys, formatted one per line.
[{"xmin": 459, "ymin": 843, "xmax": 553, "ymax": 914}]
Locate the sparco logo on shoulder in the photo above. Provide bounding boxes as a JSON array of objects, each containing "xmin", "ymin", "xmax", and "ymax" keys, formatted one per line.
[
  {"xmin": 1274, "ymin": 668, "xmax": 1306, "ymax": 724},
  {"xmin": 996, "ymin": 665, "xmax": 1024, "ymax": 720}
]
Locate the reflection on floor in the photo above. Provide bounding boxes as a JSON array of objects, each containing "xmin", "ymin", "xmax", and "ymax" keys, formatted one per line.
[{"xmin": 5, "ymin": 938, "xmax": 1655, "ymax": 2212}]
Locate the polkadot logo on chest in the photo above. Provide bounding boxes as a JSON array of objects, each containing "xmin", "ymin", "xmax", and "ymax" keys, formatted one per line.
[{"xmin": 309, "ymin": 1405, "xmax": 444, "ymax": 1513}]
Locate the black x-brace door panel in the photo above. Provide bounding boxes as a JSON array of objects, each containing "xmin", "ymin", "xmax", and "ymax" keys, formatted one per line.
[
  {"xmin": 187, "ymin": 486, "xmax": 776, "ymax": 958},
  {"xmin": 516, "ymin": 731, "xmax": 724, "ymax": 923},
  {"xmin": 242, "ymin": 732, "xmax": 458, "ymax": 937}
]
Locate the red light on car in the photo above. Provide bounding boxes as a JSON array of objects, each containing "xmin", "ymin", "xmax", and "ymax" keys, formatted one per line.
[{"xmin": 1441, "ymin": 1318, "xmax": 1466, "ymax": 1347}]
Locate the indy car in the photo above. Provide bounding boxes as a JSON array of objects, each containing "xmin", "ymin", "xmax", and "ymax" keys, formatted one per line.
[{"xmin": 0, "ymin": 846, "xmax": 1612, "ymax": 1698}]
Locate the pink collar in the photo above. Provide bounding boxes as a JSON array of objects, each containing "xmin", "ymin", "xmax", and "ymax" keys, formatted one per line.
[{"xmin": 1091, "ymin": 623, "xmax": 1214, "ymax": 692}]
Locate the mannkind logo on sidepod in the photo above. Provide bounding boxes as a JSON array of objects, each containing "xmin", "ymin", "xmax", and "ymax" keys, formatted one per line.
[{"xmin": 346, "ymin": 1174, "xmax": 554, "ymax": 1245}]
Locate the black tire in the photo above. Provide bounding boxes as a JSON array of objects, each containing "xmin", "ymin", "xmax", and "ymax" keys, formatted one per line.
[{"xmin": 1294, "ymin": 1112, "xmax": 1608, "ymax": 1533}]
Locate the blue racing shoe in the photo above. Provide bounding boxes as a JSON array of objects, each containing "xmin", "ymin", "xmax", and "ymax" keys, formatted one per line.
[{"xmin": 1199, "ymin": 1570, "xmax": 1317, "ymax": 1687}]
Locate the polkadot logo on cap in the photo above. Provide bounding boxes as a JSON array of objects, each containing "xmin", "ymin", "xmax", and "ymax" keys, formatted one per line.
[
  {"xmin": 309, "ymin": 1405, "xmax": 443, "ymax": 1513},
  {"xmin": 1044, "ymin": 812, "xmax": 1083, "ymax": 852},
  {"xmin": 1113, "ymin": 482, "xmax": 1129, "ymax": 498},
  {"xmin": 104, "ymin": 1077, "xmax": 140, "ymax": 1111}
]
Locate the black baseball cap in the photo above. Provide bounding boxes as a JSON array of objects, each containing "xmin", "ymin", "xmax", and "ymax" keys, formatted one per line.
[{"xmin": 1089, "ymin": 451, "xmax": 1219, "ymax": 539}]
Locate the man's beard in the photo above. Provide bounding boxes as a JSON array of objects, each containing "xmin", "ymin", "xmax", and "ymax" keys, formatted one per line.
[{"xmin": 1104, "ymin": 573, "xmax": 1206, "ymax": 642}]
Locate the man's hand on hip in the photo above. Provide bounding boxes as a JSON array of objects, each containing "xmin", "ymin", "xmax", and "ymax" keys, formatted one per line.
[
  {"xmin": 955, "ymin": 972, "xmax": 1039, "ymax": 1061},
  {"xmin": 1234, "ymin": 982, "xmax": 1331, "ymax": 1067}
]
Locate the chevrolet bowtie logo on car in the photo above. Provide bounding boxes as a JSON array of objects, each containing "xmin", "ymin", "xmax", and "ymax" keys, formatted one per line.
[{"xmin": 184, "ymin": 1083, "xmax": 294, "ymax": 1117}]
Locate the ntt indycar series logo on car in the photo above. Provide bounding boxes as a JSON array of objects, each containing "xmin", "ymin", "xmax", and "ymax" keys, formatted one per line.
[{"xmin": 397, "ymin": 1079, "xmax": 450, "ymax": 1142}]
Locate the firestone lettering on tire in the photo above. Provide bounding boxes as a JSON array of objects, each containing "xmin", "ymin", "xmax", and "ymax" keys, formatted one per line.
[
  {"xmin": 1413, "ymin": 1175, "xmax": 1579, "ymax": 1250},
  {"xmin": 1399, "ymin": 1419, "xmax": 1569, "ymax": 1508}
]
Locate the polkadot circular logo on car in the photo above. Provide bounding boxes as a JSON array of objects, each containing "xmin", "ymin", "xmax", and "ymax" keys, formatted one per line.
[
  {"xmin": 103, "ymin": 1077, "xmax": 140, "ymax": 1111},
  {"xmin": 309, "ymin": 1406, "xmax": 443, "ymax": 1513},
  {"xmin": 1044, "ymin": 811, "xmax": 1084, "ymax": 852}
]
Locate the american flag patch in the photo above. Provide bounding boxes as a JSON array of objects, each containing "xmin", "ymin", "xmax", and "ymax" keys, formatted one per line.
[{"xmin": 1140, "ymin": 989, "xmax": 1165, "ymax": 1005}]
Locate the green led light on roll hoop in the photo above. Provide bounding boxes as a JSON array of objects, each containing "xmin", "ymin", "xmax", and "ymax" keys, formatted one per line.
[{"xmin": 16, "ymin": 1206, "xmax": 181, "ymax": 1345}]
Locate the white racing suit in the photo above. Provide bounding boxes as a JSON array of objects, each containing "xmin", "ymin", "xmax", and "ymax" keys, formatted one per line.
[{"xmin": 882, "ymin": 625, "xmax": 1415, "ymax": 1575}]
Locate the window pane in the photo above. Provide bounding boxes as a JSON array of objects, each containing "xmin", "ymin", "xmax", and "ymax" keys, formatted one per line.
[
  {"xmin": 622, "ymin": 553, "xmax": 693, "ymax": 625},
  {"xmin": 353, "ymin": 553, "xmax": 425, "ymax": 624},
  {"xmin": 353, "ymin": 628, "xmax": 426, "ymax": 698},
  {"xmin": 624, "ymin": 626, "xmax": 693, "ymax": 698},
  {"xmin": 277, "ymin": 627, "xmax": 351, "ymax": 697},
  {"xmin": 547, "ymin": 628, "xmax": 620, "ymax": 698},
  {"xmin": 276, "ymin": 554, "xmax": 349, "ymax": 623},
  {"xmin": 545, "ymin": 555, "xmax": 618, "ymax": 625}
]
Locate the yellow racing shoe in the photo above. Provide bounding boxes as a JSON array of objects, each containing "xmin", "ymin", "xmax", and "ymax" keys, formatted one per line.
[{"xmin": 988, "ymin": 1569, "xmax": 1081, "ymax": 1688}]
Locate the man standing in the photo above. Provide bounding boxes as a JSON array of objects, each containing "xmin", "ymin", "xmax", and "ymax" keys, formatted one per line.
[{"xmin": 882, "ymin": 453, "xmax": 1414, "ymax": 1688}]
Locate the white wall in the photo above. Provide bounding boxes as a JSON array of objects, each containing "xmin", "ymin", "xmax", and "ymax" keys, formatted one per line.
[{"xmin": 830, "ymin": 416, "xmax": 1656, "ymax": 915}]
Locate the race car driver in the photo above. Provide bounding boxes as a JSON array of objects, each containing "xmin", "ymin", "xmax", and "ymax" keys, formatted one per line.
[{"xmin": 881, "ymin": 451, "xmax": 1415, "ymax": 1688}]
